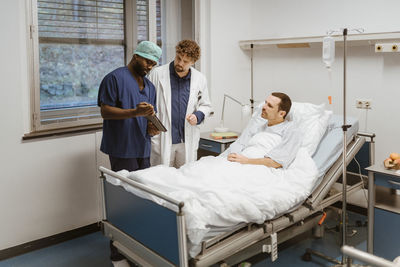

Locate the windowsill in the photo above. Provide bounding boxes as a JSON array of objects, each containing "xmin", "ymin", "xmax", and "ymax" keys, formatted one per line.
[{"xmin": 22, "ymin": 123, "xmax": 103, "ymax": 140}]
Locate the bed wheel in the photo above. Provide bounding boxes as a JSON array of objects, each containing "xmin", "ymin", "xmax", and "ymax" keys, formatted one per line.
[{"xmin": 301, "ymin": 250, "xmax": 312, "ymax": 262}]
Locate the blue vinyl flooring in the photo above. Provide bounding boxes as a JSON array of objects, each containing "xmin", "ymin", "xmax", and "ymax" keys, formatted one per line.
[
  {"xmin": 0, "ymin": 233, "xmax": 112, "ymax": 267},
  {"xmin": 251, "ymin": 212, "xmax": 367, "ymax": 266},
  {"xmin": 0, "ymin": 212, "xmax": 367, "ymax": 267}
]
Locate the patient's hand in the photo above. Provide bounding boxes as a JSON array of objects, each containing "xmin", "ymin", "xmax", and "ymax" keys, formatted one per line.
[
  {"xmin": 228, "ymin": 153, "xmax": 249, "ymax": 164},
  {"xmin": 228, "ymin": 153, "xmax": 282, "ymax": 168}
]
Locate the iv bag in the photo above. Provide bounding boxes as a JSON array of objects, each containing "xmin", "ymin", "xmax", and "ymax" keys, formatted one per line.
[{"xmin": 322, "ymin": 36, "xmax": 335, "ymax": 68}]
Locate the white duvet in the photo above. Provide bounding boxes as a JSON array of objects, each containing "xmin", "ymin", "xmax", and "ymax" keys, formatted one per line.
[{"xmin": 106, "ymin": 130, "xmax": 319, "ymax": 257}]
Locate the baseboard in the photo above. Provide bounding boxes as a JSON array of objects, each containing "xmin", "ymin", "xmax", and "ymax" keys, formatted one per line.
[{"xmin": 0, "ymin": 222, "xmax": 101, "ymax": 261}]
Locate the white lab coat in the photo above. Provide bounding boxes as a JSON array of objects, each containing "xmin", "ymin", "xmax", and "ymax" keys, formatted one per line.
[{"xmin": 148, "ymin": 64, "xmax": 213, "ymax": 166}]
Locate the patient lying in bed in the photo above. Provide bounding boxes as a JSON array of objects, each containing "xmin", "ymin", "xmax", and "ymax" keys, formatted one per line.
[
  {"xmin": 107, "ymin": 92, "xmax": 333, "ymax": 256},
  {"xmin": 227, "ymin": 92, "xmax": 301, "ymax": 169}
]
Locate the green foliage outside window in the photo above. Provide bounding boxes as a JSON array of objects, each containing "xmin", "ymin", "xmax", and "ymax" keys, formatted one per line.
[{"xmin": 39, "ymin": 43, "xmax": 124, "ymax": 109}]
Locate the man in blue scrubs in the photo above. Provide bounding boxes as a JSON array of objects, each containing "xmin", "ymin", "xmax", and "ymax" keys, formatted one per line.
[{"xmin": 97, "ymin": 41, "xmax": 162, "ymax": 267}]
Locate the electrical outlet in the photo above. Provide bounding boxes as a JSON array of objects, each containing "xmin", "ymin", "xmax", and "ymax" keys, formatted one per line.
[
  {"xmin": 364, "ymin": 100, "xmax": 372, "ymax": 109},
  {"xmin": 356, "ymin": 99, "xmax": 372, "ymax": 109},
  {"xmin": 375, "ymin": 43, "xmax": 400, "ymax": 52}
]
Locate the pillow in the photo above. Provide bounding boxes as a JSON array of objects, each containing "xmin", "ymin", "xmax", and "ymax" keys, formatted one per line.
[
  {"xmin": 287, "ymin": 102, "xmax": 332, "ymax": 155},
  {"xmin": 223, "ymin": 101, "xmax": 331, "ymax": 157}
]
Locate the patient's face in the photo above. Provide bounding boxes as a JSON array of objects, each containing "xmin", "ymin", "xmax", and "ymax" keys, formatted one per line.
[{"xmin": 261, "ymin": 95, "xmax": 281, "ymax": 122}]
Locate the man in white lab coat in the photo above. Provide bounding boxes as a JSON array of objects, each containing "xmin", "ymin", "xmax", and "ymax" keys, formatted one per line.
[{"xmin": 148, "ymin": 40, "xmax": 213, "ymax": 168}]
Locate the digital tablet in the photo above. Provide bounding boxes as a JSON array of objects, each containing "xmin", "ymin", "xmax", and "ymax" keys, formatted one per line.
[{"xmin": 146, "ymin": 114, "xmax": 167, "ymax": 132}]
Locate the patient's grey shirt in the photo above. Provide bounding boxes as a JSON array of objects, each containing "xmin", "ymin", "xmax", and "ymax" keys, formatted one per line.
[
  {"xmin": 262, "ymin": 120, "xmax": 302, "ymax": 169},
  {"xmin": 226, "ymin": 119, "xmax": 303, "ymax": 169}
]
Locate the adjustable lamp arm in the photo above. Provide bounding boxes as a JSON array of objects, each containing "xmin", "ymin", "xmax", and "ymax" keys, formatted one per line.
[
  {"xmin": 221, "ymin": 94, "xmax": 245, "ymax": 124},
  {"xmin": 215, "ymin": 94, "xmax": 251, "ymax": 133}
]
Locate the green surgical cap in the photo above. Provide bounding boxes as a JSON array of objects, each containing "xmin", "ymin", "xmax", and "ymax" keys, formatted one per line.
[{"xmin": 134, "ymin": 41, "xmax": 162, "ymax": 63}]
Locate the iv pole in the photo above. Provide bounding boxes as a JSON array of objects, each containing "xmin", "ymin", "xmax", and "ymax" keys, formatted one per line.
[
  {"xmin": 337, "ymin": 27, "xmax": 364, "ymax": 266},
  {"xmin": 340, "ymin": 27, "xmax": 350, "ymax": 265},
  {"xmin": 250, "ymin": 43, "xmax": 254, "ymax": 113},
  {"xmin": 327, "ymin": 27, "xmax": 365, "ymax": 266},
  {"xmin": 303, "ymin": 27, "xmax": 364, "ymax": 267}
]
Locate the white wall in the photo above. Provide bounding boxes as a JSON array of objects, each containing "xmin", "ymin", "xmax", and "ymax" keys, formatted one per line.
[
  {"xmin": 161, "ymin": 0, "xmax": 182, "ymax": 63},
  {"xmin": 204, "ymin": 0, "xmax": 400, "ymax": 161},
  {"xmin": 0, "ymin": 0, "xmax": 109, "ymax": 250},
  {"xmin": 200, "ymin": 0, "xmax": 253, "ymax": 133},
  {"xmin": 249, "ymin": 0, "xmax": 400, "ymax": 39}
]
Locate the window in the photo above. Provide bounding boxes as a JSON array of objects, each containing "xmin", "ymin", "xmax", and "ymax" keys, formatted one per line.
[
  {"xmin": 27, "ymin": 0, "xmax": 162, "ymax": 134},
  {"xmin": 137, "ymin": 0, "xmax": 148, "ymax": 43},
  {"xmin": 137, "ymin": 0, "xmax": 161, "ymax": 46}
]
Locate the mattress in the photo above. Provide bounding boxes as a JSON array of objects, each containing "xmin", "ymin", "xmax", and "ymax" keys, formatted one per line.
[{"xmin": 313, "ymin": 114, "xmax": 359, "ymax": 178}]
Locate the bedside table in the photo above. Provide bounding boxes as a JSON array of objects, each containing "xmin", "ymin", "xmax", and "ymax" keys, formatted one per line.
[
  {"xmin": 197, "ymin": 131, "xmax": 237, "ymax": 158},
  {"xmin": 366, "ymin": 164, "xmax": 400, "ymax": 259}
]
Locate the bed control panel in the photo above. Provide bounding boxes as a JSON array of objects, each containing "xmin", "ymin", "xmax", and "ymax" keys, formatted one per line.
[
  {"xmin": 261, "ymin": 232, "xmax": 278, "ymax": 262},
  {"xmin": 271, "ymin": 233, "xmax": 278, "ymax": 261}
]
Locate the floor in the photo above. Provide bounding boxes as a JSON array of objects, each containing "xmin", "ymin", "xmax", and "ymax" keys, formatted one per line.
[
  {"xmin": 250, "ymin": 211, "xmax": 368, "ymax": 266},
  {"xmin": 0, "ymin": 232, "xmax": 112, "ymax": 267},
  {"xmin": 0, "ymin": 212, "xmax": 367, "ymax": 267}
]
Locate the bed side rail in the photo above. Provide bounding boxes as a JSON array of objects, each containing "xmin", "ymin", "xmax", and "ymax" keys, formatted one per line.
[
  {"xmin": 266, "ymin": 180, "xmax": 363, "ymax": 234},
  {"xmin": 307, "ymin": 135, "xmax": 366, "ymax": 209},
  {"xmin": 356, "ymin": 132, "xmax": 376, "ymax": 140},
  {"xmin": 194, "ymin": 180, "xmax": 364, "ymax": 267},
  {"xmin": 99, "ymin": 166, "xmax": 188, "ymax": 267},
  {"xmin": 99, "ymin": 166, "xmax": 184, "ymax": 212}
]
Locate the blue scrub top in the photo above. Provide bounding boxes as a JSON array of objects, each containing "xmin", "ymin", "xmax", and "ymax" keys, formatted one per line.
[{"xmin": 98, "ymin": 66, "xmax": 157, "ymax": 158}]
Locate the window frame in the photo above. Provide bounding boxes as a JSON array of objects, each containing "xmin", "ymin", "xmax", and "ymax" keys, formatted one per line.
[{"xmin": 26, "ymin": 0, "xmax": 152, "ymax": 135}]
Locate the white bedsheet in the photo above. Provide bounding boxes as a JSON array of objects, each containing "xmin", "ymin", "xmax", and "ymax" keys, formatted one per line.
[{"xmin": 106, "ymin": 139, "xmax": 318, "ymax": 256}]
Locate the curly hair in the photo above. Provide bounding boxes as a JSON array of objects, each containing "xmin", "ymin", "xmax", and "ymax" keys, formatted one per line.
[{"xmin": 175, "ymin": 40, "xmax": 201, "ymax": 62}]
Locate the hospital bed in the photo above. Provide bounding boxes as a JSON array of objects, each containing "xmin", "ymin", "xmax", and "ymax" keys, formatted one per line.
[{"xmin": 99, "ymin": 114, "xmax": 375, "ymax": 267}]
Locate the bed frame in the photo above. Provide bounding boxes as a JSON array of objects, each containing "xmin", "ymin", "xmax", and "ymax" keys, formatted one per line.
[{"xmin": 99, "ymin": 132, "xmax": 375, "ymax": 267}]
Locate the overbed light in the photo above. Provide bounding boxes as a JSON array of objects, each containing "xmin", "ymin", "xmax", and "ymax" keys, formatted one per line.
[{"xmin": 214, "ymin": 94, "xmax": 251, "ymax": 133}]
